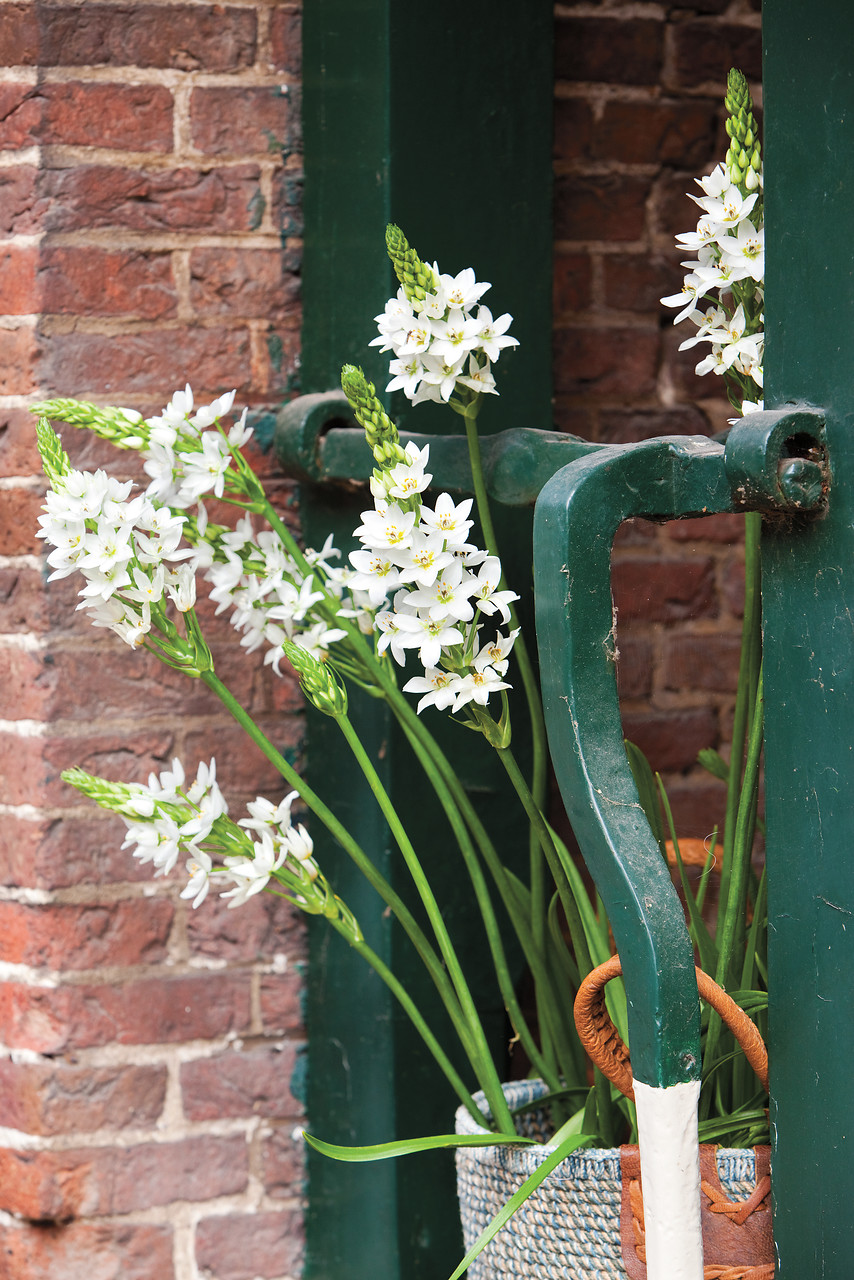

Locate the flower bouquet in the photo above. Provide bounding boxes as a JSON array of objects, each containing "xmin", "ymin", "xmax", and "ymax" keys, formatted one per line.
[{"xmin": 32, "ymin": 69, "xmax": 767, "ymax": 1279}]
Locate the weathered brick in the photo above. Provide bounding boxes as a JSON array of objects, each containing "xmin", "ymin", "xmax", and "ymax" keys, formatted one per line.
[
  {"xmin": 260, "ymin": 967, "xmax": 305, "ymax": 1035},
  {"xmin": 182, "ymin": 716, "xmax": 298, "ymax": 796},
  {"xmin": 662, "ymin": 632, "xmax": 742, "ymax": 693},
  {"xmin": 0, "ymin": 811, "xmax": 154, "ymax": 890},
  {"xmin": 35, "ymin": 5, "xmax": 257, "ymax": 72},
  {"xmin": 665, "ymin": 779, "xmax": 728, "ymax": 841},
  {"xmin": 0, "ymin": 83, "xmax": 40, "ymax": 147},
  {"xmin": 262, "ymin": 1126, "xmax": 305, "ymax": 1196},
  {"xmin": 181, "ymin": 1041, "xmax": 302, "ymax": 1121},
  {"xmin": 0, "ymin": 1219, "xmax": 174, "ymax": 1280},
  {"xmin": 0, "ymin": 566, "xmax": 50, "ymax": 631},
  {"xmin": 670, "ymin": 22, "xmax": 763, "ymax": 90},
  {"xmin": 40, "ymin": 82, "xmax": 173, "ymax": 150},
  {"xmin": 0, "ymin": 166, "xmax": 45, "ymax": 235},
  {"xmin": 554, "ymin": 173, "xmax": 650, "ymax": 242},
  {"xmin": 191, "ymin": 85, "xmax": 291, "ymax": 156},
  {"xmin": 0, "ymin": 1134, "xmax": 248, "ymax": 1219},
  {"xmin": 195, "ymin": 1209, "xmax": 304, "ymax": 1280},
  {"xmin": 0, "ymin": 325, "xmax": 39, "ymax": 397},
  {"xmin": 553, "ymin": 98, "xmax": 593, "ymax": 162},
  {"xmin": 0, "ymin": 242, "xmax": 38, "ymax": 314},
  {"xmin": 722, "ymin": 558, "xmax": 745, "ymax": 618},
  {"xmin": 594, "ymin": 100, "xmax": 718, "ymax": 167},
  {"xmin": 39, "ymin": 164, "xmax": 263, "ymax": 234},
  {"xmin": 42, "ymin": 327, "xmax": 252, "ymax": 398},
  {"xmin": 189, "ymin": 245, "xmax": 300, "ymax": 318},
  {"xmin": 599, "ymin": 406, "xmax": 712, "ymax": 444},
  {"xmin": 0, "ymin": 406, "xmax": 42, "ymax": 476},
  {"xmin": 553, "ymin": 327, "xmax": 660, "ymax": 398},
  {"xmin": 0, "ymin": 973, "xmax": 252, "ymax": 1052},
  {"xmin": 0, "ymin": 898, "xmax": 174, "ymax": 970},
  {"xmin": 0, "ymin": 4, "xmax": 39, "ymax": 66},
  {"xmin": 603, "ymin": 252, "xmax": 683, "ymax": 313},
  {"xmin": 612, "ymin": 556, "xmax": 717, "ymax": 622},
  {"xmin": 667, "ymin": 512, "xmax": 746, "ymax": 544},
  {"xmin": 555, "ymin": 17, "xmax": 664, "ymax": 85},
  {"xmin": 0, "ymin": 727, "xmax": 175, "ymax": 808},
  {"xmin": 616, "ymin": 635, "xmax": 654, "ymax": 700},
  {"xmin": 621, "ymin": 707, "xmax": 719, "ymax": 773},
  {"xmin": 0, "ymin": 1059, "xmax": 167, "ymax": 1135},
  {"xmin": 41, "ymin": 246, "xmax": 176, "ymax": 318},
  {"xmin": 272, "ymin": 167, "xmax": 304, "ymax": 237},
  {"xmin": 187, "ymin": 886, "xmax": 305, "ymax": 964},
  {"xmin": 553, "ymin": 252, "xmax": 592, "ymax": 314},
  {"xmin": 0, "ymin": 485, "xmax": 44, "ymax": 555},
  {"xmin": 269, "ymin": 8, "xmax": 301, "ymax": 76}
]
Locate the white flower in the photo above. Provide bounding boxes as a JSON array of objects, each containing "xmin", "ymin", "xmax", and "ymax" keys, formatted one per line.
[
  {"xmin": 440, "ymin": 268, "xmax": 490, "ymax": 312},
  {"xmin": 717, "ymin": 220, "xmax": 764, "ymax": 283},
  {"xmin": 239, "ymin": 790, "xmax": 299, "ymax": 834},
  {"xmin": 178, "ymin": 433, "xmax": 233, "ymax": 501},
  {"xmin": 353, "ymin": 503, "xmax": 417, "ymax": 550},
  {"xmin": 391, "ymin": 612, "xmax": 465, "ymax": 670},
  {"xmin": 191, "ymin": 389, "xmax": 236, "ymax": 430},
  {"xmin": 405, "ymin": 559, "xmax": 476, "ymax": 624},
  {"xmin": 456, "ymin": 355, "xmax": 498, "ymax": 396},
  {"xmin": 451, "ymin": 665, "xmax": 511, "ymax": 713},
  {"xmin": 403, "ymin": 668, "xmax": 461, "ymax": 714},
  {"xmin": 473, "ymin": 307, "xmax": 518, "ymax": 361},
  {"xmin": 180, "ymin": 850, "xmax": 215, "ymax": 908},
  {"xmin": 418, "ymin": 494, "xmax": 474, "ymax": 546},
  {"xmin": 221, "ymin": 830, "xmax": 286, "ymax": 908}
]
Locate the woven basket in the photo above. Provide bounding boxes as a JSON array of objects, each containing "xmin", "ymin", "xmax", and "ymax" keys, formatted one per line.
[{"xmin": 455, "ymin": 1079, "xmax": 766, "ymax": 1280}]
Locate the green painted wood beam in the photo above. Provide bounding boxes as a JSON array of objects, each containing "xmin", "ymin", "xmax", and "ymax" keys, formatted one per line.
[
  {"xmin": 763, "ymin": 6, "xmax": 854, "ymax": 1274},
  {"xmin": 300, "ymin": 5, "xmax": 553, "ymax": 1277}
]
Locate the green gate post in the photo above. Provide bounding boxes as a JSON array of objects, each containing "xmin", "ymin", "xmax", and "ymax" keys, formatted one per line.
[
  {"xmin": 763, "ymin": 6, "xmax": 854, "ymax": 1274},
  {"xmin": 297, "ymin": 7, "xmax": 552, "ymax": 1277}
]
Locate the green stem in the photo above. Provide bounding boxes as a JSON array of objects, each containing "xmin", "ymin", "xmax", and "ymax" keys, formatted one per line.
[
  {"xmin": 333, "ymin": 916, "xmax": 489, "ymax": 1128},
  {"xmin": 334, "ymin": 712, "xmax": 514, "ymax": 1133}
]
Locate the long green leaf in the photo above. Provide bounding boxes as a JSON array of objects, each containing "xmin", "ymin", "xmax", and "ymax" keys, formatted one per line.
[
  {"xmin": 447, "ymin": 1123, "xmax": 595, "ymax": 1280},
  {"xmin": 625, "ymin": 739, "xmax": 667, "ymax": 854},
  {"xmin": 303, "ymin": 1130, "xmax": 537, "ymax": 1163},
  {"xmin": 657, "ymin": 774, "xmax": 718, "ymax": 975}
]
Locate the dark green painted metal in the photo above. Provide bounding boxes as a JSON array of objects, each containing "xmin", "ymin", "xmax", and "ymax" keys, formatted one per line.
[
  {"xmin": 763, "ymin": 6, "xmax": 854, "ymax": 1274},
  {"xmin": 534, "ymin": 436, "xmax": 734, "ymax": 1087},
  {"xmin": 300, "ymin": 4, "xmax": 553, "ymax": 1277},
  {"xmin": 273, "ymin": 391, "xmax": 602, "ymax": 502},
  {"xmin": 724, "ymin": 407, "xmax": 827, "ymax": 513}
]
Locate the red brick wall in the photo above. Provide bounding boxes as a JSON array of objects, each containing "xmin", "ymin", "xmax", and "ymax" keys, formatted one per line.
[
  {"xmin": 553, "ymin": 0, "xmax": 762, "ymax": 835},
  {"xmin": 1, "ymin": 5, "xmax": 306, "ymax": 1278}
]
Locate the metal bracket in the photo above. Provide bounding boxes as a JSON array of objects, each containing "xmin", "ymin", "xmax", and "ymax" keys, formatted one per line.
[{"xmin": 725, "ymin": 405, "xmax": 828, "ymax": 514}]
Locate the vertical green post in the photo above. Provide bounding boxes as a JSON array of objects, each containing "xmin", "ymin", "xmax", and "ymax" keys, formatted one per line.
[
  {"xmin": 300, "ymin": 6, "xmax": 553, "ymax": 1277},
  {"xmin": 763, "ymin": 7, "xmax": 854, "ymax": 1274}
]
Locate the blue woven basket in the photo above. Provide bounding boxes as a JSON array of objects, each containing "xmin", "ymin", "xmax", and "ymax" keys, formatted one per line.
[{"xmin": 455, "ymin": 1080, "xmax": 763, "ymax": 1279}]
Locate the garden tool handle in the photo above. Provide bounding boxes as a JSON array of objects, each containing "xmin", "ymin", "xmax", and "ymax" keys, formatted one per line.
[{"xmin": 574, "ymin": 954, "xmax": 770, "ymax": 1100}]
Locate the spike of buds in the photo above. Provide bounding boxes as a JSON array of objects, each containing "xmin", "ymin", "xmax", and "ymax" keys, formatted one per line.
[
  {"xmin": 724, "ymin": 69, "xmax": 762, "ymax": 194},
  {"xmin": 36, "ymin": 418, "xmax": 73, "ymax": 488},
  {"xmin": 32, "ymin": 399, "xmax": 145, "ymax": 448},
  {"xmin": 283, "ymin": 641, "xmax": 348, "ymax": 717},
  {"xmin": 340, "ymin": 364, "xmax": 409, "ymax": 472},
  {"xmin": 385, "ymin": 224, "xmax": 440, "ymax": 303}
]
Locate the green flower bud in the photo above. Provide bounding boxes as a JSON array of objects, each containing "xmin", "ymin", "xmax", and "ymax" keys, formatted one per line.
[
  {"xmin": 385, "ymin": 224, "xmax": 439, "ymax": 303},
  {"xmin": 340, "ymin": 364, "xmax": 409, "ymax": 471},
  {"xmin": 724, "ymin": 68, "xmax": 761, "ymax": 194},
  {"xmin": 283, "ymin": 641, "xmax": 348, "ymax": 718},
  {"xmin": 36, "ymin": 418, "xmax": 72, "ymax": 488},
  {"xmin": 32, "ymin": 399, "xmax": 146, "ymax": 448},
  {"xmin": 62, "ymin": 766, "xmax": 150, "ymax": 816}
]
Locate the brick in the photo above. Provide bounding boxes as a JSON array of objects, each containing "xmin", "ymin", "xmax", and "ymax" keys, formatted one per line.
[
  {"xmin": 181, "ymin": 1041, "xmax": 302, "ymax": 1121},
  {"xmin": 655, "ymin": 170, "xmax": 710, "ymax": 242},
  {"xmin": 42, "ymin": 327, "xmax": 252, "ymax": 398},
  {"xmin": 722, "ymin": 558, "xmax": 745, "ymax": 617},
  {"xmin": 0, "ymin": 1059, "xmax": 167, "ymax": 1135},
  {"xmin": 662, "ymin": 632, "xmax": 741, "ymax": 693},
  {"xmin": 555, "ymin": 17, "xmax": 664, "ymax": 85},
  {"xmin": 0, "ymin": 728, "xmax": 176, "ymax": 808},
  {"xmin": 0, "ymin": 240, "xmax": 39, "ymax": 313},
  {"xmin": 670, "ymin": 23, "xmax": 763, "ymax": 90},
  {"xmin": 0, "ymin": 1133, "xmax": 247, "ymax": 1219},
  {"xmin": 40, "ymin": 163, "xmax": 263, "ymax": 234},
  {"xmin": 35, "ymin": 5, "xmax": 257, "ymax": 72},
  {"xmin": 553, "ymin": 327, "xmax": 660, "ymax": 398},
  {"xmin": 554, "ymin": 173, "xmax": 650, "ymax": 242},
  {"xmin": 0, "ymin": 166, "xmax": 45, "ymax": 235},
  {"xmin": 0, "ymin": 83, "xmax": 40, "ymax": 147},
  {"xmin": 0, "ymin": 811, "xmax": 154, "ymax": 890},
  {"xmin": 262, "ymin": 1125, "xmax": 304, "ymax": 1196},
  {"xmin": 40, "ymin": 82, "xmax": 173, "ymax": 150},
  {"xmin": 593, "ymin": 100, "xmax": 718, "ymax": 167},
  {"xmin": 187, "ymin": 885, "xmax": 305, "ymax": 964},
  {"xmin": 603, "ymin": 252, "xmax": 682, "ymax": 314},
  {"xmin": 191, "ymin": 85, "xmax": 291, "ymax": 156},
  {"xmin": 599, "ymin": 406, "xmax": 712, "ymax": 444},
  {"xmin": 553, "ymin": 98, "xmax": 593, "ymax": 162},
  {"xmin": 667, "ymin": 512, "xmax": 746, "ymax": 544},
  {"xmin": 0, "ymin": 566, "xmax": 50, "ymax": 631},
  {"xmin": 615, "ymin": 635, "xmax": 654, "ymax": 700},
  {"xmin": 189, "ymin": 245, "xmax": 300, "ymax": 318},
  {"xmin": 0, "ymin": 325, "xmax": 39, "ymax": 397},
  {"xmin": 0, "ymin": 898, "xmax": 174, "ymax": 969},
  {"xmin": 259, "ymin": 967, "xmax": 305, "ymax": 1035},
  {"xmin": 0, "ymin": 4, "xmax": 39, "ymax": 66},
  {"xmin": 621, "ymin": 707, "xmax": 718, "ymax": 772},
  {"xmin": 269, "ymin": 8, "xmax": 301, "ymax": 76},
  {"xmin": 661, "ymin": 780, "xmax": 727, "ymax": 842},
  {"xmin": 0, "ymin": 485, "xmax": 43, "ymax": 554},
  {"xmin": 42, "ymin": 245, "xmax": 176, "ymax": 318},
  {"xmin": 273, "ymin": 167, "xmax": 304, "ymax": 237},
  {"xmin": 0, "ymin": 973, "xmax": 251, "ymax": 1052},
  {"xmin": 0, "ymin": 406, "xmax": 42, "ymax": 476},
  {"xmin": 553, "ymin": 252, "xmax": 592, "ymax": 314},
  {"xmin": 195, "ymin": 1209, "xmax": 303, "ymax": 1280},
  {"xmin": 612, "ymin": 556, "xmax": 717, "ymax": 622},
  {"xmin": 0, "ymin": 1220, "xmax": 174, "ymax": 1280},
  {"xmin": 183, "ymin": 716, "xmax": 298, "ymax": 795}
]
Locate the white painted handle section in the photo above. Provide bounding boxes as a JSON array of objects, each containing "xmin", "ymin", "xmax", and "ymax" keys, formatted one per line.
[{"xmin": 633, "ymin": 1078, "xmax": 704, "ymax": 1280}]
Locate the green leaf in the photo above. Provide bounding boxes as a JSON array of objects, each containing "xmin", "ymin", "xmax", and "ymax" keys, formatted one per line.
[
  {"xmin": 698, "ymin": 747, "xmax": 730, "ymax": 782},
  {"xmin": 657, "ymin": 774, "xmax": 719, "ymax": 976},
  {"xmin": 303, "ymin": 1130, "xmax": 537, "ymax": 1163},
  {"xmin": 447, "ymin": 1122, "xmax": 595, "ymax": 1280},
  {"xmin": 545, "ymin": 823, "xmax": 610, "ymax": 965},
  {"xmin": 547, "ymin": 892, "xmax": 580, "ymax": 989},
  {"xmin": 625, "ymin": 739, "xmax": 666, "ymax": 854}
]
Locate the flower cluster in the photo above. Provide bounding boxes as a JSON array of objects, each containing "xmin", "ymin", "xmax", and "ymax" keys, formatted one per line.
[
  {"xmin": 371, "ymin": 226, "xmax": 518, "ymax": 406},
  {"xmin": 62, "ymin": 758, "xmax": 346, "ymax": 920},
  {"xmin": 347, "ymin": 435, "xmax": 519, "ymax": 716},
  {"xmin": 661, "ymin": 70, "xmax": 764, "ymax": 412},
  {"xmin": 35, "ymin": 421, "xmax": 197, "ymax": 652},
  {"xmin": 134, "ymin": 385, "xmax": 254, "ymax": 510}
]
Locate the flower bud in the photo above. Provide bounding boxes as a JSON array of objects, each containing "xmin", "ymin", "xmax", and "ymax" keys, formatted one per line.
[
  {"xmin": 340, "ymin": 364, "xmax": 409, "ymax": 471},
  {"xmin": 283, "ymin": 641, "xmax": 348, "ymax": 717},
  {"xmin": 385, "ymin": 224, "xmax": 439, "ymax": 303}
]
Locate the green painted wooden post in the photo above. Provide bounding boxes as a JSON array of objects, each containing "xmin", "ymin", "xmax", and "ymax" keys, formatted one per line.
[
  {"xmin": 298, "ymin": 6, "xmax": 552, "ymax": 1277},
  {"xmin": 763, "ymin": 7, "xmax": 854, "ymax": 1274}
]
